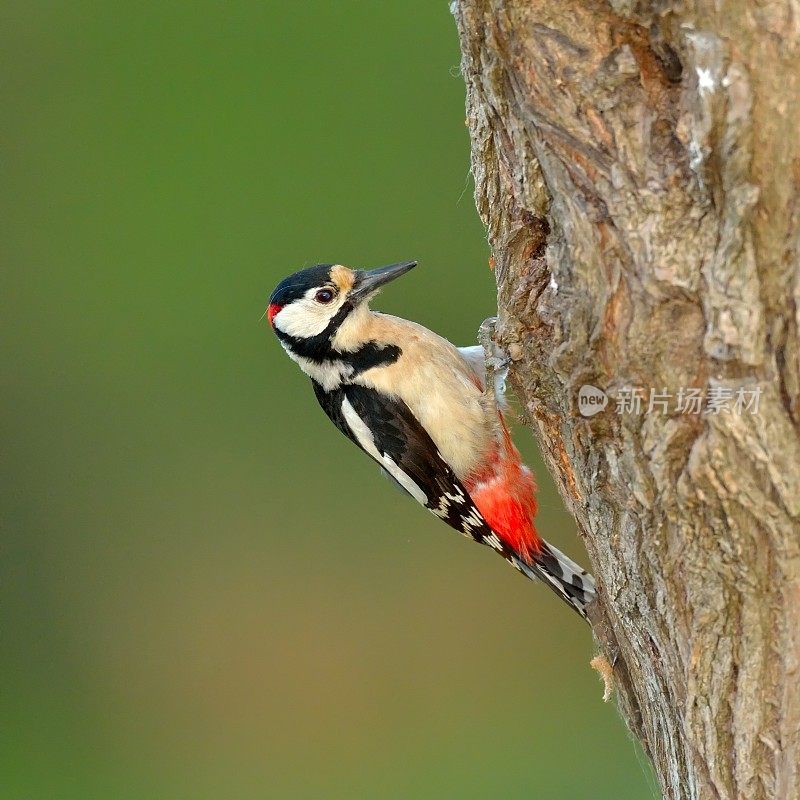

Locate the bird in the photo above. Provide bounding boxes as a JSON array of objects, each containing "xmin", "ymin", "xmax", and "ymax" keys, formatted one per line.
[{"xmin": 266, "ymin": 260, "xmax": 595, "ymax": 619}]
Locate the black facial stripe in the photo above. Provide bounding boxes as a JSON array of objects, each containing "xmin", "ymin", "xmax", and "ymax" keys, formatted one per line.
[
  {"xmin": 274, "ymin": 295, "xmax": 401, "ymax": 377},
  {"xmin": 273, "ymin": 300, "xmax": 355, "ymax": 361},
  {"xmin": 281, "ymin": 332, "xmax": 401, "ymax": 379}
]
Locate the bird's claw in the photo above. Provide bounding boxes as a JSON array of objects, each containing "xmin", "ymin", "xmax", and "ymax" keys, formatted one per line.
[
  {"xmin": 478, "ymin": 317, "xmax": 510, "ymax": 367},
  {"xmin": 477, "ymin": 316, "xmax": 510, "ymax": 410}
]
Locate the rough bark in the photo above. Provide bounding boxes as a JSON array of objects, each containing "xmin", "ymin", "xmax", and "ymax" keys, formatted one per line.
[{"xmin": 452, "ymin": 2, "xmax": 800, "ymax": 799}]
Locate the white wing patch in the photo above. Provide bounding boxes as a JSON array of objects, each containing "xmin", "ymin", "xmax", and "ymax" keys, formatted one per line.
[{"xmin": 340, "ymin": 397, "xmax": 429, "ymax": 505}]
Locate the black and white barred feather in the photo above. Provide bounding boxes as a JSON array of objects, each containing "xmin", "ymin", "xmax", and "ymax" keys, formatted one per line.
[{"xmin": 313, "ymin": 380, "xmax": 596, "ymax": 618}]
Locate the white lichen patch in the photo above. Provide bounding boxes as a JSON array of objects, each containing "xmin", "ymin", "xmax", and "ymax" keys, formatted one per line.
[{"xmin": 696, "ymin": 67, "xmax": 716, "ymax": 95}]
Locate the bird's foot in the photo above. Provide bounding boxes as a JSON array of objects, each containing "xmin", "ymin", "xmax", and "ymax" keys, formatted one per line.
[{"xmin": 477, "ymin": 317, "xmax": 510, "ymax": 412}]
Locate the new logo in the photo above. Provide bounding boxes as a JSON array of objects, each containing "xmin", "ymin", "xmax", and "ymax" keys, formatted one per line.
[{"xmin": 578, "ymin": 385, "xmax": 608, "ymax": 417}]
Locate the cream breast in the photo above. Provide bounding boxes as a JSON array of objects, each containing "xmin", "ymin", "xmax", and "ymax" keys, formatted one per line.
[{"xmin": 337, "ymin": 312, "xmax": 494, "ymax": 479}]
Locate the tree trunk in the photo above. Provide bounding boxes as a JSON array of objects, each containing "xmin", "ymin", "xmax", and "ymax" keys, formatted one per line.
[{"xmin": 452, "ymin": 2, "xmax": 800, "ymax": 798}]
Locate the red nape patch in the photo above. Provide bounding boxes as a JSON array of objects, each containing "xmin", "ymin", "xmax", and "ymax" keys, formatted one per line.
[{"xmin": 267, "ymin": 303, "xmax": 283, "ymax": 326}]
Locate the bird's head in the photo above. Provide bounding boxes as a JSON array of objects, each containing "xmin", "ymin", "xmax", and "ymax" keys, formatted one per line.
[{"xmin": 266, "ymin": 261, "xmax": 416, "ymax": 344}]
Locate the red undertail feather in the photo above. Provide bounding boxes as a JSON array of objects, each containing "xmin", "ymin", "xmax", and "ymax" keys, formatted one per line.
[{"xmin": 465, "ymin": 418, "xmax": 541, "ymax": 563}]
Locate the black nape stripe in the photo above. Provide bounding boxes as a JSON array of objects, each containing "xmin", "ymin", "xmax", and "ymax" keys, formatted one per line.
[
  {"xmin": 344, "ymin": 342, "xmax": 401, "ymax": 375},
  {"xmin": 275, "ymin": 301, "xmax": 401, "ymax": 377}
]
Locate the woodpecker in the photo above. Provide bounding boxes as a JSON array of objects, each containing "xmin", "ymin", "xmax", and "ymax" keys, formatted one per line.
[{"xmin": 267, "ymin": 261, "xmax": 595, "ymax": 619}]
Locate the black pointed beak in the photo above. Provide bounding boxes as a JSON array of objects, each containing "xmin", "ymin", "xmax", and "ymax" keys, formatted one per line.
[{"xmin": 351, "ymin": 260, "xmax": 417, "ymax": 302}]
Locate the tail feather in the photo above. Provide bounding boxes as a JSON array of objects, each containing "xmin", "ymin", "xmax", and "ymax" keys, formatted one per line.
[{"xmin": 512, "ymin": 540, "xmax": 596, "ymax": 620}]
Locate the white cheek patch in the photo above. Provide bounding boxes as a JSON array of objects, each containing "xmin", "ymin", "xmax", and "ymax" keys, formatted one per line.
[
  {"xmin": 274, "ymin": 287, "xmax": 347, "ymax": 340},
  {"xmin": 340, "ymin": 397, "xmax": 428, "ymax": 506},
  {"xmin": 273, "ymin": 301, "xmax": 331, "ymax": 338}
]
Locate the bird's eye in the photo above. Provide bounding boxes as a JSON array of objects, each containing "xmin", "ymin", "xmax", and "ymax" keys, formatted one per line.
[{"xmin": 315, "ymin": 288, "xmax": 335, "ymax": 304}]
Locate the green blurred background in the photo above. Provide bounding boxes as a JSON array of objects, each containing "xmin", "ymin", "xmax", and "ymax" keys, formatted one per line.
[{"xmin": 2, "ymin": 3, "xmax": 654, "ymax": 798}]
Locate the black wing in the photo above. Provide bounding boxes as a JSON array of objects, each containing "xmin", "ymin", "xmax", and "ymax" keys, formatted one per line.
[
  {"xmin": 312, "ymin": 381, "xmax": 498, "ymax": 545},
  {"xmin": 311, "ymin": 380, "xmax": 595, "ymax": 618}
]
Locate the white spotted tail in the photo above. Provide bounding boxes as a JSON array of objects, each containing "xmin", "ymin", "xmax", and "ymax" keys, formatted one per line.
[{"xmin": 511, "ymin": 540, "xmax": 596, "ymax": 620}]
